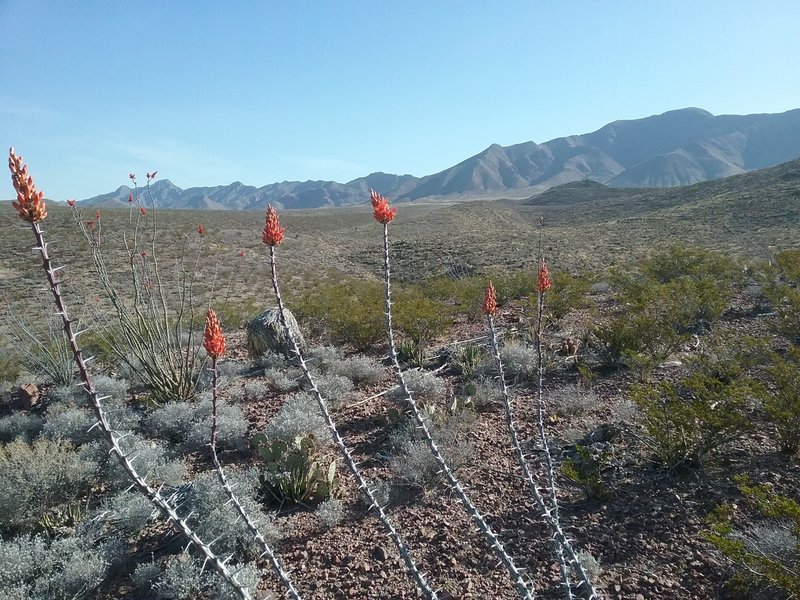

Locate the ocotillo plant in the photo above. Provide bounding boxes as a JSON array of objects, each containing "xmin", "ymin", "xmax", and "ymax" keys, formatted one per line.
[
  {"xmin": 7, "ymin": 148, "xmax": 253, "ymax": 600},
  {"xmin": 261, "ymin": 204, "xmax": 439, "ymax": 599},
  {"xmin": 371, "ymin": 189, "xmax": 534, "ymax": 600},
  {"xmin": 204, "ymin": 308, "xmax": 303, "ymax": 600},
  {"xmin": 484, "ymin": 270, "xmax": 600, "ymax": 599},
  {"xmin": 67, "ymin": 173, "xmax": 206, "ymax": 403}
]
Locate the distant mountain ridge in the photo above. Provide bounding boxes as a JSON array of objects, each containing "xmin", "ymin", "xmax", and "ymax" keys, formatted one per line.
[{"xmin": 82, "ymin": 107, "xmax": 800, "ymax": 210}]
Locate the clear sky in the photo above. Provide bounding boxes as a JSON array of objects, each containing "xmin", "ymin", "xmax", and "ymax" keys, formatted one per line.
[{"xmin": 2, "ymin": 1, "xmax": 799, "ymax": 200}]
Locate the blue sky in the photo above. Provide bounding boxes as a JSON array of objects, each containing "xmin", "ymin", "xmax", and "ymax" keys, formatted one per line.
[{"xmin": 2, "ymin": 1, "xmax": 799, "ymax": 200}]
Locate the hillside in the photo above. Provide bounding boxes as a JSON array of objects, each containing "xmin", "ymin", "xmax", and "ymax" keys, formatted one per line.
[{"xmin": 79, "ymin": 107, "xmax": 800, "ymax": 210}]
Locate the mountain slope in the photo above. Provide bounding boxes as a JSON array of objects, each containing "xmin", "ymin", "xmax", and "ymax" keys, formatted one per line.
[{"xmin": 81, "ymin": 107, "xmax": 800, "ymax": 209}]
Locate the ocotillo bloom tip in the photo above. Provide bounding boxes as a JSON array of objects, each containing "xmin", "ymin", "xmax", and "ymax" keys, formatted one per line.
[
  {"xmin": 203, "ymin": 309, "xmax": 226, "ymax": 359},
  {"xmin": 482, "ymin": 281, "xmax": 497, "ymax": 315},
  {"xmin": 262, "ymin": 204, "xmax": 285, "ymax": 246},
  {"xmin": 370, "ymin": 189, "xmax": 397, "ymax": 224}
]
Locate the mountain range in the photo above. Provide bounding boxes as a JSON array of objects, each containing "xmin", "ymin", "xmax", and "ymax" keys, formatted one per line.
[{"xmin": 82, "ymin": 107, "xmax": 800, "ymax": 210}]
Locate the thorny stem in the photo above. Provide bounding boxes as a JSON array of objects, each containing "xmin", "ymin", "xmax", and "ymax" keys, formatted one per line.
[
  {"xmin": 381, "ymin": 224, "xmax": 534, "ymax": 600},
  {"xmin": 209, "ymin": 357, "xmax": 304, "ymax": 600},
  {"xmin": 487, "ymin": 314, "xmax": 596, "ymax": 599},
  {"xmin": 26, "ymin": 221, "xmax": 252, "ymax": 600},
  {"xmin": 267, "ymin": 245, "xmax": 439, "ymax": 600}
]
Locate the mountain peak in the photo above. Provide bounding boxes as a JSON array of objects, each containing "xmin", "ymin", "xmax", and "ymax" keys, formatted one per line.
[{"xmin": 80, "ymin": 107, "xmax": 800, "ymax": 209}]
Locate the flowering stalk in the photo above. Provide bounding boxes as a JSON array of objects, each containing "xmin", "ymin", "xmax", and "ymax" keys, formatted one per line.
[
  {"xmin": 372, "ymin": 190, "xmax": 533, "ymax": 599},
  {"xmin": 484, "ymin": 282, "xmax": 601, "ymax": 599},
  {"xmin": 8, "ymin": 148, "xmax": 251, "ymax": 600},
  {"xmin": 262, "ymin": 205, "xmax": 438, "ymax": 599},
  {"xmin": 204, "ymin": 309, "xmax": 303, "ymax": 600}
]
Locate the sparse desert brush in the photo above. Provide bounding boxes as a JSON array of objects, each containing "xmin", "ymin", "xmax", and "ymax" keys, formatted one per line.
[
  {"xmin": 327, "ymin": 354, "xmax": 385, "ymax": 387},
  {"xmin": 705, "ymin": 474, "xmax": 800, "ymax": 598},
  {"xmin": 0, "ymin": 438, "xmax": 99, "ymax": 533},
  {"xmin": 762, "ymin": 346, "xmax": 800, "ymax": 453},
  {"xmin": 0, "ymin": 530, "xmax": 126, "ymax": 600},
  {"xmin": 630, "ymin": 349, "xmax": 758, "ymax": 468}
]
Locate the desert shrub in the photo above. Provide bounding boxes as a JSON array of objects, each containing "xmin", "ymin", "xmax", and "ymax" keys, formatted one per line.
[
  {"xmin": 394, "ymin": 287, "xmax": 453, "ymax": 350},
  {"xmin": 308, "ymin": 374, "xmax": 355, "ymax": 406},
  {"xmin": 316, "ymin": 497, "xmax": 345, "ymax": 529},
  {"xmin": 775, "ymin": 248, "xmax": 800, "ymax": 282},
  {"xmin": 49, "ymin": 374, "xmax": 130, "ymax": 407},
  {"xmin": 493, "ymin": 270, "xmax": 538, "ymax": 305},
  {"xmin": 630, "ymin": 353, "xmax": 756, "ymax": 467},
  {"xmin": 765, "ymin": 285, "xmax": 800, "ymax": 344},
  {"xmin": 102, "ymin": 490, "xmax": 157, "ymax": 535},
  {"xmin": 305, "ymin": 345, "xmax": 342, "ymax": 370},
  {"xmin": 146, "ymin": 556, "xmax": 261, "ymax": 600},
  {"xmin": 0, "ymin": 412, "xmax": 44, "ymax": 442},
  {"xmin": 185, "ymin": 399, "xmax": 249, "ymax": 452},
  {"xmin": 0, "ymin": 531, "xmax": 126, "ymax": 600},
  {"xmin": 144, "ymin": 402, "xmax": 195, "ymax": 444},
  {"xmin": 239, "ymin": 379, "xmax": 273, "ymax": 401},
  {"xmin": 497, "ymin": 342, "xmax": 538, "ymax": 381},
  {"xmin": 549, "ymin": 384, "xmax": 597, "ymax": 417},
  {"xmin": 42, "ymin": 405, "xmax": 97, "ymax": 445},
  {"xmin": 465, "ymin": 377, "xmax": 503, "ymax": 409},
  {"xmin": 94, "ymin": 434, "xmax": 187, "ymax": 490},
  {"xmin": 295, "ymin": 280, "xmax": 385, "ymax": 349},
  {"xmin": 390, "ymin": 412, "xmax": 474, "ymax": 492},
  {"xmin": 561, "ymin": 444, "xmax": 613, "ymax": 500},
  {"xmin": 0, "ymin": 438, "xmax": 99, "ymax": 532},
  {"xmin": 592, "ymin": 306, "xmax": 686, "ymax": 375},
  {"xmin": 131, "ymin": 560, "xmax": 162, "ymax": 591},
  {"xmin": 184, "ymin": 469, "xmax": 279, "ymax": 561},
  {"xmin": 641, "ymin": 245, "xmax": 741, "ymax": 285},
  {"xmin": 263, "ymin": 391, "xmax": 328, "ymax": 443},
  {"xmin": 0, "ymin": 350, "xmax": 21, "ymax": 385},
  {"xmin": 253, "ymin": 433, "xmax": 337, "ymax": 504},
  {"xmin": 596, "ymin": 254, "xmax": 736, "ymax": 374},
  {"xmin": 387, "ymin": 369, "xmax": 445, "ymax": 406},
  {"xmin": 329, "ymin": 355, "xmax": 385, "ymax": 387},
  {"xmin": 153, "ymin": 556, "xmax": 208, "ymax": 600},
  {"xmin": 422, "ymin": 275, "xmax": 486, "ymax": 322},
  {"xmin": 263, "ymin": 367, "xmax": 302, "ymax": 393},
  {"xmin": 763, "ymin": 250, "xmax": 800, "ymax": 343},
  {"xmin": 705, "ymin": 475, "xmax": 799, "ymax": 599},
  {"xmin": 762, "ymin": 347, "xmax": 800, "ymax": 453},
  {"xmin": 145, "ymin": 399, "xmax": 248, "ymax": 453}
]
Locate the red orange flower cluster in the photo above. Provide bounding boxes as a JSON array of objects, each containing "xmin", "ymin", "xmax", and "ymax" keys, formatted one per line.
[
  {"xmin": 369, "ymin": 189, "xmax": 397, "ymax": 225},
  {"xmin": 95, "ymin": 209, "xmax": 102, "ymax": 220},
  {"xmin": 8, "ymin": 148, "xmax": 47, "ymax": 223},
  {"xmin": 482, "ymin": 281, "xmax": 497, "ymax": 316},
  {"xmin": 370, "ymin": 189, "xmax": 397, "ymax": 224},
  {"xmin": 196, "ymin": 224, "xmax": 205, "ymax": 236},
  {"xmin": 537, "ymin": 259, "xmax": 552, "ymax": 292},
  {"xmin": 67, "ymin": 199, "xmax": 76, "ymax": 207},
  {"xmin": 146, "ymin": 171, "xmax": 157, "ymax": 180},
  {"xmin": 140, "ymin": 206, "xmax": 147, "ymax": 215},
  {"xmin": 128, "ymin": 193, "xmax": 134, "ymax": 204},
  {"xmin": 262, "ymin": 204, "xmax": 285, "ymax": 246},
  {"xmin": 203, "ymin": 308, "xmax": 226, "ymax": 359}
]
